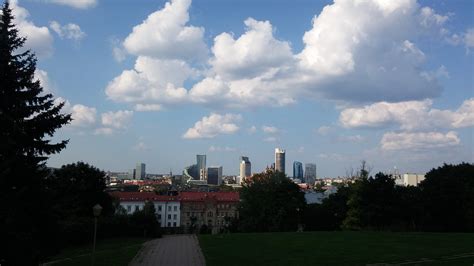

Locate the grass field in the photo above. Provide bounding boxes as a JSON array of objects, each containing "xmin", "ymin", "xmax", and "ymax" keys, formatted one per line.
[
  {"xmin": 199, "ymin": 231, "xmax": 474, "ymax": 266},
  {"xmin": 45, "ymin": 237, "xmax": 149, "ymax": 266}
]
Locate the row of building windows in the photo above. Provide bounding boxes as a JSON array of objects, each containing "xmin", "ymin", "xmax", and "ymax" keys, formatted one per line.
[{"xmin": 125, "ymin": 204, "xmax": 180, "ymax": 213}]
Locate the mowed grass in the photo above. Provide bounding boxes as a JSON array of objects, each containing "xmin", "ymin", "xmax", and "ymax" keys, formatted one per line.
[
  {"xmin": 46, "ymin": 237, "xmax": 149, "ymax": 266},
  {"xmin": 199, "ymin": 231, "xmax": 474, "ymax": 266}
]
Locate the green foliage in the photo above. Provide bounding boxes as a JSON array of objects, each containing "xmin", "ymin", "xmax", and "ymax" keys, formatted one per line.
[
  {"xmin": 420, "ymin": 162, "xmax": 474, "ymax": 231},
  {"xmin": 0, "ymin": 2, "xmax": 71, "ymax": 264},
  {"xmin": 239, "ymin": 171, "xmax": 306, "ymax": 232}
]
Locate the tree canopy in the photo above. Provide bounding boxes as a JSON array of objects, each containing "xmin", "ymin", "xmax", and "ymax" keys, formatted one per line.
[{"xmin": 0, "ymin": 2, "xmax": 70, "ymax": 264}]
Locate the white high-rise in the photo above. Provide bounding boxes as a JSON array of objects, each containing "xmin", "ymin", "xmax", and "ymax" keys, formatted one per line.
[
  {"xmin": 239, "ymin": 156, "xmax": 251, "ymax": 184},
  {"xmin": 275, "ymin": 148, "xmax": 285, "ymax": 174}
]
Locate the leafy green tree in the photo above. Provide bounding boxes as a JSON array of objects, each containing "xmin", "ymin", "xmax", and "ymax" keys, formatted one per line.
[
  {"xmin": 0, "ymin": 2, "xmax": 71, "ymax": 264},
  {"xmin": 129, "ymin": 201, "xmax": 161, "ymax": 237},
  {"xmin": 47, "ymin": 162, "xmax": 114, "ymax": 219},
  {"xmin": 239, "ymin": 171, "xmax": 306, "ymax": 232},
  {"xmin": 343, "ymin": 173, "xmax": 396, "ymax": 230},
  {"xmin": 420, "ymin": 163, "xmax": 474, "ymax": 231}
]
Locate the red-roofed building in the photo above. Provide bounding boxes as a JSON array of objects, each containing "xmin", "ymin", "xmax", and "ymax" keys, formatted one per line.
[
  {"xmin": 109, "ymin": 191, "xmax": 240, "ymax": 232},
  {"xmin": 180, "ymin": 192, "xmax": 240, "ymax": 233},
  {"xmin": 110, "ymin": 192, "xmax": 181, "ymax": 228}
]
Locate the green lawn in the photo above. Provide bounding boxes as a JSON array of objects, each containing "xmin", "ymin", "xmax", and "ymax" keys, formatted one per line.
[
  {"xmin": 45, "ymin": 237, "xmax": 149, "ymax": 266},
  {"xmin": 199, "ymin": 231, "xmax": 474, "ymax": 266}
]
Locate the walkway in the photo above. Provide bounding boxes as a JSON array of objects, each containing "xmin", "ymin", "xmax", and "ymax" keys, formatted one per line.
[{"xmin": 129, "ymin": 234, "xmax": 206, "ymax": 266}]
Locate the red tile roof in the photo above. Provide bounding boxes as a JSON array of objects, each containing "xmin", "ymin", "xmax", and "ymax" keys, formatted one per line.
[
  {"xmin": 109, "ymin": 191, "xmax": 240, "ymax": 202},
  {"xmin": 180, "ymin": 191, "xmax": 239, "ymax": 202},
  {"xmin": 109, "ymin": 192, "xmax": 179, "ymax": 202}
]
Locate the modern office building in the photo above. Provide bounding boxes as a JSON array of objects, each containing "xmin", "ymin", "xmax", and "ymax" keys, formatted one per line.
[
  {"xmin": 207, "ymin": 166, "xmax": 223, "ymax": 185},
  {"xmin": 136, "ymin": 163, "xmax": 146, "ymax": 180},
  {"xmin": 184, "ymin": 164, "xmax": 199, "ymax": 180},
  {"xmin": 129, "ymin": 168, "xmax": 136, "ymax": 179},
  {"xmin": 293, "ymin": 161, "xmax": 304, "ymax": 181},
  {"xmin": 239, "ymin": 156, "xmax": 251, "ymax": 184},
  {"xmin": 275, "ymin": 148, "xmax": 286, "ymax": 174},
  {"xmin": 304, "ymin": 163, "xmax": 317, "ymax": 184},
  {"xmin": 196, "ymin": 154, "xmax": 206, "ymax": 179}
]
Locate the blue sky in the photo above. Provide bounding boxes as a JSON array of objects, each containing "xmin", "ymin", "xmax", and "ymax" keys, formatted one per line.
[{"xmin": 10, "ymin": 0, "xmax": 473, "ymax": 177}]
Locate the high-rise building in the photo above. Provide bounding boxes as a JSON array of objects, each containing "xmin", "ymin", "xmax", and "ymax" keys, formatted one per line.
[
  {"xmin": 129, "ymin": 168, "xmax": 136, "ymax": 179},
  {"xmin": 304, "ymin": 163, "xmax": 317, "ymax": 184},
  {"xmin": 196, "ymin": 154, "xmax": 206, "ymax": 179},
  {"xmin": 207, "ymin": 166, "xmax": 223, "ymax": 185},
  {"xmin": 239, "ymin": 156, "xmax": 251, "ymax": 184},
  {"xmin": 136, "ymin": 163, "xmax": 146, "ymax": 179},
  {"xmin": 293, "ymin": 161, "xmax": 304, "ymax": 181},
  {"xmin": 275, "ymin": 148, "xmax": 285, "ymax": 174}
]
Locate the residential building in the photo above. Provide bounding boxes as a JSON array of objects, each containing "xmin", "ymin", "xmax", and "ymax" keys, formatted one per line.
[
  {"xmin": 207, "ymin": 166, "xmax": 223, "ymax": 185},
  {"xmin": 110, "ymin": 192, "xmax": 181, "ymax": 228},
  {"xmin": 180, "ymin": 192, "xmax": 239, "ymax": 234},
  {"xmin": 275, "ymin": 148, "xmax": 285, "ymax": 174},
  {"xmin": 304, "ymin": 163, "xmax": 317, "ymax": 184},
  {"xmin": 395, "ymin": 173, "xmax": 425, "ymax": 186},
  {"xmin": 136, "ymin": 163, "xmax": 146, "ymax": 180},
  {"xmin": 293, "ymin": 161, "xmax": 304, "ymax": 181},
  {"xmin": 239, "ymin": 156, "xmax": 251, "ymax": 184}
]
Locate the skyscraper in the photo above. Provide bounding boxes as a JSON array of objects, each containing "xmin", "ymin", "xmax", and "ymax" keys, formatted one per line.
[
  {"xmin": 293, "ymin": 161, "xmax": 303, "ymax": 181},
  {"xmin": 207, "ymin": 166, "xmax": 223, "ymax": 185},
  {"xmin": 275, "ymin": 148, "xmax": 285, "ymax": 174},
  {"xmin": 136, "ymin": 163, "xmax": 146, "ymax": 179},
  {"xmin": 196, "ymin": 154, "xmax": 206, "ymax": 180},
  {"xmin": 304, "ymin": 163, "xmax": 317, "ymax": 184},
  {"xmin": 239, "ymin": 156, "xmax": 251, "ymax": 184}
]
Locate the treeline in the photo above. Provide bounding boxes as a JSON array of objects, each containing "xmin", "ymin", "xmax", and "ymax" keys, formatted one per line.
[{"xmin": 237, "ymin": 163, "xmax": 474, "ymax": 233}]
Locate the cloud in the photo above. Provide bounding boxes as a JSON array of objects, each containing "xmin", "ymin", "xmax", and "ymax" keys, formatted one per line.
[
  {"xmin": 134, "ymin": 104, "xmax": 163, "ymax": 112},
  {"xmin": 70, "ymin": 104, "xmax": 97, "ymax": 127},
  {"xmin": 106, "ymin": 0, "xmax": 452, "ymax": 109},
  {"xmin": 381, "ymin": 131, "xmax": 460, "ymax": 151},
  {"xmin": 182, "ymin": 113, "xmax": 241, "ymax": 139},
  {"xmin": 338, "ymin": 135, "xmax": 365, "ymax": 143},
  {"xmin": 133, "ymin": 141, "xmax": 150, "ymax": 151},
  {"xmin": 10, "ymin": 0, "xmax": 53, "ymax": 57},
  {"xmin": 263, "ymin": 136, "xmax": 277, "ymax": 142},
  {"xmin": 101, "ymin": 110, "xmax": 133, "ymax": 129},
  {"xmin": 262, "ymin": 125, "xmax": 279, "ymax": 134},
  {"xmin": 317, "ymin": 126, "xmax": 332, "ymax": 136},
  {"xmin": 464, "ymin": 28, "xmax": 474, "ymax": 51},
  {"xmin": 106, "ymin": 56, "xmax": 193, "ymax": 104},
  {"xmin": 122, "ymin": 0, "xmax": 207, "ymax": 61},
  {"xmin": 247, "ymin": 125, "xmax": 257, "ymax": 134},
  {"xmin": 49, "ymin": 21, "xmax": 86, "ymax": 41},
  {"xmin": 339, "ymin": 98, "xmax": 474, "ymax": 130},
  {"xmin": 35, "ymin": 69, "xmax": 54, "ymax": 94},
  {"xmin": 45, "ymin": 0, "xmax": 97, "ymax": 9},
  {"xmin": 209, "ymin": 146, "xmax": 236, "ymax": 152}
]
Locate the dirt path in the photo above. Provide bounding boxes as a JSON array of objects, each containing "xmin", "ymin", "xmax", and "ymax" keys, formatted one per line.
[{"xmin": 129, "ymin": 234, "xmax": 205, "ymax": 266}]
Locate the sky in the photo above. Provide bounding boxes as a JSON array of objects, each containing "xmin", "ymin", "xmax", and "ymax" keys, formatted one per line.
[{"xmin": 8, "ymin": 0, "xmax": 473, "ymax": 177}]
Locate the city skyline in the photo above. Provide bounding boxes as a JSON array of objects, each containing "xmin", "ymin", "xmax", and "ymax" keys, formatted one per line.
[{"xmin": 10, "ymin": 0, "xmax": 472, "ymax": 177}]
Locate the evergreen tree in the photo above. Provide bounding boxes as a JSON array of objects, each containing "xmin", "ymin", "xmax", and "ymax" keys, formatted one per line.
[{"xmin": 0, "ymin": 2, "xmax": 71, "ymax": 264}]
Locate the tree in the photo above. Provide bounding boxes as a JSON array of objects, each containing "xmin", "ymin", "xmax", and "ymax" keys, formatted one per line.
[
  {"xmin": 0, "ymin": 2, "xmax": 71, "ymax": 264},
  {"xmin": 420, "ymin": 163, "xmax": 474, "ymax": 231},
  {"xmin": 239, "ymin": 171, "xmax": 306, "ymax": 232}
]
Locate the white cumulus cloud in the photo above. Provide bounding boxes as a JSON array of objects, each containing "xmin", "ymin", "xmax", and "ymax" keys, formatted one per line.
[
  {"xmin": 70, "ymin": 104, "xmax": 97, "ymax": 127},
  {"xmin": 262, "ymin": 125, "xmax": 279, "ymax": 134},
  {"xmin": 46, "ymin": 0, "xmax": 97, "ymax": 9},
  {"xmin": 49, "ymin": 21, "xmax": 86, "ymax": 41},
  {"xmin": 10, "ymin": 0, "xmax": 53, "ymax": 57},
  {"xmin": 101, "ymin": 110, "xmax": 133, "ymax": 129},
  {"xmin": 339, "ymin": 98, "xmax": 474, "ymax": 130},
  {"xmin": 183, "ymin": 113, "xmax": 241, "ymax": 139},
  {"xmin": 381, "ymin": 131, "xmax": 460, "ymax": 151},
  {"xmin": 123, "ymin": 0, "xmax": 207, "ymax": 61}
]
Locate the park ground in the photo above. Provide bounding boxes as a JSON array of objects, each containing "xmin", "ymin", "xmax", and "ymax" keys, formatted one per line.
[{"xmin": 199, "ymin": 231, "xmax": 474, "ymax": 266}]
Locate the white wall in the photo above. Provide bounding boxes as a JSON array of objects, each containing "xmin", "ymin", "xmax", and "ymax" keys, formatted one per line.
[{"xmin": 119, "ymin": 201, "xmax": 181, "ymax": 228}]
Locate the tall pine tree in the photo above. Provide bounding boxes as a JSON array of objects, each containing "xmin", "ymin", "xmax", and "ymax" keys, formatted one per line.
[{"xmin": 0, "ymin": 1, "xmax": 71, "ymax": 264}]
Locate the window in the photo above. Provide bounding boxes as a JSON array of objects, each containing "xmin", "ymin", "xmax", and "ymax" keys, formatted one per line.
[
  {"xmin": 158, "ymin": 205, "xmax": 162, "ymax": 211},
  {"xmin": 168, "ymin": 214, "xmax": 171, "ymax": 219},
  {"xmin": 173, "ymin": 214, "xmax": 177, "ymax": 220},
  {"xmin": 174, "ymin": 206, "xmax": 177, "ymax": 211},
  {"xmin": 127, "ymin": 205, "xmax": 131, "ymax": 212},
  {"xmin": 208, "ymin": 212, "xmax": 213, "ymax": 217},
  {"xmin": 168, "ymin": 206, "xmax": 171, "ymax": 211},
  {"xmin": 135, "ymin": 205, "xmax": 139, "ymax": 212},
  {"xmin": 173, "ymin": 222, "xmax": 176, "ymax": 227},
  {"xmin": 168, "ymin": 222, "xmax": 171, "ymax": 227}
]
